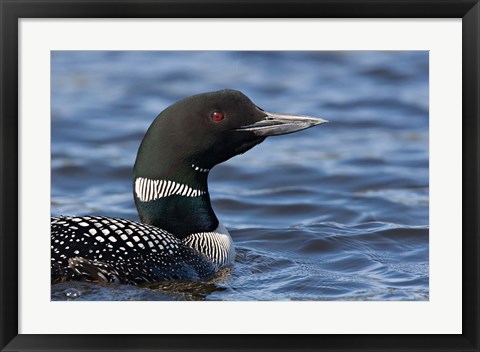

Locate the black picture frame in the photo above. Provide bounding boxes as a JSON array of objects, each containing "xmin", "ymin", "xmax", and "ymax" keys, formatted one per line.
[{"xmin": 1, "ymin": 1, "xmax": 479, "ymax": 351}]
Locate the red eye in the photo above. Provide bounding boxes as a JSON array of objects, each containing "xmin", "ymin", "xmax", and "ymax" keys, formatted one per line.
[{"xmin": 211, "ymin": 111, "xmax": 224, "ymax": 122}]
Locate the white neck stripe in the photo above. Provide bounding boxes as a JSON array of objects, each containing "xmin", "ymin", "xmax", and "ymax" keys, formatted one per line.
[
  {"xmin": 135, "ymin": 177, "xmax": 206, "ymax": 202},
  {"xmin": 191, "ymin": 163, "xmax": 210, "ymax": 173}
]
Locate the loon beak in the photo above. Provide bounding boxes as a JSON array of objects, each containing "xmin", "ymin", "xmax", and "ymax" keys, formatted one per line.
[{"xmin": 236, "ymin": 111, "xmax": 328, "ymax": 136}]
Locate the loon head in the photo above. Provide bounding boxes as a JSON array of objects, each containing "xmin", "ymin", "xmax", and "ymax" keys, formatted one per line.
[{"xmin": 133, "ymin": 89, "xmax": 327, "ymax": 238}]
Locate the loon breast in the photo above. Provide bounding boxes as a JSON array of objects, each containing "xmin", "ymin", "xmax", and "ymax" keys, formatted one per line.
[
  {"xmin": 182, "ymin": 222, "xmax": 235, "ymax": 268},
  {"xmin": 51, "ymin": 216, "xmax": 233, "ymax": 284}
]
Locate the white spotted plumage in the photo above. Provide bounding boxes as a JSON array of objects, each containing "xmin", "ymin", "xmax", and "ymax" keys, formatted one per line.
[
  {"xmin": 51, "ymin": 216, "xmax": 233, "ymax": 284},
  {"xmin": 135, "ymin": 177, "xmax": 206, "ymax": 202}
]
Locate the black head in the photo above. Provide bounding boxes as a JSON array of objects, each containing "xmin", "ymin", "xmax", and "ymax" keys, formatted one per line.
[
  {"xmin": 135, "ymin": 89, "xmax": 326, "ymax": 177},
  {"xmin": 133, "ymin": 89, "xmax": 327, "ymax": 237}
]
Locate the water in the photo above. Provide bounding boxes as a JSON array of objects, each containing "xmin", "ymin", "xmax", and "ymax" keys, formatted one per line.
[{"xmin": 51, "ymin": 51, "xmax": 429, "ymax": 300}]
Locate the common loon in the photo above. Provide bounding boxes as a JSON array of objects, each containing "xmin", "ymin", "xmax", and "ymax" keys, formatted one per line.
[{"xmin": 51, "ymin": 89, "xmax": 326, "ymax": 285}]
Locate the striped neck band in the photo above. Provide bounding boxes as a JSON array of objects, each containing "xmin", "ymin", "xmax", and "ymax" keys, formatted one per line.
[{"xmin": 135, "ymin": 177, "xmax": 206, "ymax": 202}]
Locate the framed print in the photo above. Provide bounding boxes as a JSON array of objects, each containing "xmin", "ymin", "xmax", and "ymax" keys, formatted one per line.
[{"xmin": 1, "ymin": 0, "xmax": 479, "ymax": 351}]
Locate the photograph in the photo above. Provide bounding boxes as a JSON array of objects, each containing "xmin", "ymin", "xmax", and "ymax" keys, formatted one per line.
[
  {"xmin": 50, "ymin": 50, "xmax": 429, "ymax": 301},
  {"xmin": 2, "ymin": 0, "xmax": 477, "ymax": 349}
]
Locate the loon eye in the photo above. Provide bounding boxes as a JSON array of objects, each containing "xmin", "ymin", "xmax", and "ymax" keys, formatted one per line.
[{"xmin": 211, "ymin": 111, "xmax": 224, "ymax": 122}]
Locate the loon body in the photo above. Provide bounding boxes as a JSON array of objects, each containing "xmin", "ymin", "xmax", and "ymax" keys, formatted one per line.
[
  {"xmin": 51, "ymin": 89, "xmax": 326, "ymax": 284},
  {"xmin": 51, "ymin": 216, "xmax": 233, "ymax": 284}
]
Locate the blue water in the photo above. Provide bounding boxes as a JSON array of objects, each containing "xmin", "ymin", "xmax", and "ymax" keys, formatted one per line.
[{"xmin": 51, "ymin": 51, "xmax": 429, "ymax": 300}]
